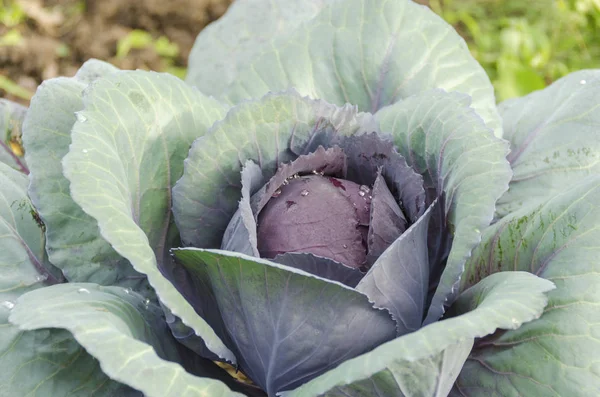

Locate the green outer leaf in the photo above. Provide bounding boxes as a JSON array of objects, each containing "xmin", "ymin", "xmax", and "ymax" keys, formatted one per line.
[
  {"xmin": 456, "ymin": 175, "xmax": 600, "ymax": 396},
  {"xmin": 0, "ymin": 98, "xmax": 27, "ymax": 172},
  {"xmin": 61, "ymin": 70, "xmax": 236, "ymax": 363},
  {"xmin": 9, "ymin": 283, "xmax": 243, "ymax": 397},
  {"xmin": 74, "ymin": 58, "xmax": 120, "ymax": 84},
  {"xmin": 21, "ymin": 59, "xmax": 154, "ymax": 295},
  {"xmin": 223, "ymin": 0, "xmax": 502, "ymax": 137},
  {"xmin": 496, "ymin": 69, "xmax": 600, "ymax": 217},
  {"xmin": 186, "ymin": 0, "xmax": 333, "ymax": 97},
  {"xmin": 0, "ymin": 162, "xmax": 133, "ymax": 396},
  {"xmin": 375, "ymin": 90, "xmax": 512, "ymax": 324},
  {"xmin": 284, "ymin": 272, "xmax": 554, "ymax": 397},
  {"xmin": 173, "ymin": 91, "xmax": 376, "ymax": 250}
]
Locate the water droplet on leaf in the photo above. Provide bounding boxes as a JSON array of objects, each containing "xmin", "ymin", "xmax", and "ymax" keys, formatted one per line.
[
  {"xmin": 35, "ymin": 274, "xmax": 48, "ymax": 282},
  {"xmin": 359, "ymin": 185, "xmax": 370, "ymax": 193},
  {"xmin": 300, "ymin": 189, "xmax": 309, "ymax": 197},
  {"xmin": 77, "ymin": 288, "xmax": 90, "ymax": 294},
  {"xmin": 358, "ymin": 190, "xmax": 366, "ymax": 197},
  {"xmin": 272, "ymin": 189, "xmax": 282, "ymax": 198},
  {"xmin": 82, "ymin": 149, "xmax": 88, "ymax": 154},
  {"xmin": 2, "ymin": 301, "xmax": 15, "ymax": 310},
  {"xmin": 123, "ymin": 288, "xmax": 132, "ymax": 294},
  {"xmin": 580, "ymin": 80, "xmax": 587, "ymax": 85},
  {"xmin": 76, "ymin": 113, "xmax": 87, "ymax": 123},
  {"xmin": 343, "ymin": 244, "xmax": 348, "ymax": 249}
]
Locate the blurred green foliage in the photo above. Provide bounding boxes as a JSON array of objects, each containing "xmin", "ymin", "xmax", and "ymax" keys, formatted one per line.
[
  {"xmin": 430, "ymin": 0, "xmax": 600, "ymax": 101},
  {"xmin": 0, "ymin": 0, "xmax": 26, "ymax": 28},
  {"xmin": 116, "ymin": 30, "xmax": 186, "ymax": 78}
]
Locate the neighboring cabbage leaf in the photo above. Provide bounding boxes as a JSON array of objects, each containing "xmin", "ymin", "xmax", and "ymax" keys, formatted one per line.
[
  {"xmin": 456, "ymin": 175, "xmax": 600, "ymax": 396},
  {"xmin": 0, "ymin": 162, "xmax": 136, "ymax": 396},
  {"xmin": 198, "ymin": 0, "xmax": 502, "ymax": 137},
  {"xmin": 496, "ymin": 69, "xmax": 600, "ymax": 218},
  {"xmin": 61, "ymin": 70, "xmax": 236, "ymax": 363}
]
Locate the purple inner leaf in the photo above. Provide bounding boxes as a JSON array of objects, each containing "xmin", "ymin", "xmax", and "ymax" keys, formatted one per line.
[
  {"xmin": 329, "ymin": 132, "xmax": 426, "ymax": 223},
  {"xmin": 220, "ymin": 160, "xmax": 265, "ymax": 257},
  {"xmin": 367, "ymin": 168, "xmax": 408, "ymax": 266}
]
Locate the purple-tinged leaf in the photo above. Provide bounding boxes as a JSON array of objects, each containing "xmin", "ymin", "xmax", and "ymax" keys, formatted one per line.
[
  {"xmin": 221, "ymin": 161, "xmax": 265, "ymax": 257},
  {"xmin": 172, "ymin": 248, "xmax": 396, "ymax": 396},
  {"xmin": 357, "ymin": 201, "xmax": 436, "ymax": 336},
  {"xmin": 366, "ymin": 168, "xmax": 408, "ymax": 266},
  {"xmin": 376, "ymin": 90, "xmax": 512, "ymax": 326},
  {"xmin": 273, "ymin": 252, "xmax": 364, "ymax": 287},
  {"xmin": 331, "ymin": 132, "xmax": 426, "ymax": 223}
]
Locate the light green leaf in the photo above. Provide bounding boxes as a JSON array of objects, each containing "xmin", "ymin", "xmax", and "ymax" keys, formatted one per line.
[
  {"xmin": 186, "ymin": 0, "xmax": 333, "ymax": 97},
  {"xmin": 375, "ymin": 90, "xmax": 512, "ymax": 324},
  {"xmin": 61, "ymin": 70, "xmax": 236, "ymax": 363},
  {"xmin": 0, "ymin": 162, "xmax": 134, "ymax": 396},
  {"xmin": 456, "ymin": 175, "xmax": 600, "ymax": 396},
  {"xmin": 9, "ymin": 283, "xmax": 243, "ymax": 397},
  {"xmin": 496, "ymin": 69, "xmax": 600, "ymax": 218},
  {"xmin": 21, "ymin": 59, "xmax": 153, "ymax": 295},
  {"xmin": 173, "ymin": 91, "xmax": 376, "ymax": 250},
  {"xmin": 285, "ymin": 272, "xmax": 553, "ymax": 397},
  {"xmin": 219, "ymin": 0, "xmax": 502, "ymax": 137},
  {"xmin": 74, "ymin": 58, "xmax": 120, "ymax": 84},
  {"xmin": 0, "ymin": 98, "xmax": 27, "ymax": 173}
]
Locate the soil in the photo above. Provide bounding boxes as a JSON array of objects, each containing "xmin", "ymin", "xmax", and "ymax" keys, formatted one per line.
[{"xmin": 0, "ymin": 0, "xmax": 233, "ymax": 104}]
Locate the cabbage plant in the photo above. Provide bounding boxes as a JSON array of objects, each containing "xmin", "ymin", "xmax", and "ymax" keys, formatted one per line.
[{"xmin": 1, "ymin": 0, "xmax": 598, "ymax": 396}]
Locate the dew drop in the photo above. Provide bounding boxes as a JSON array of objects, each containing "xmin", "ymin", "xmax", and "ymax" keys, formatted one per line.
[
  {"xmin": 343, "ymin": 244, "xmax": 348, "ymax": 249},
  {"xmin": 359, "ymin": 185, "xmax": 370, "ymax": 193},
  {"xmin": 123, "ymin": 288, "xmax": 132, "ymax": 294},
  {"xmin": 144, "ymin": 298, "xmax": 150, "ymax": 307},
  {"xmin": 358, "ymin": 190, "xmax": 366, "ymax": 197},
  {"xmin": 580, "ymin": 79, "xmax": 587, "ymax": 85},
  {"xmin": 282, "ymin": 179, "xmax": 289, "ymax": 186},
  {"xmin": 300, "ymin": 189, "xmax": 309, "ymax": 197},
  {"xmin": 82, "ymin": 149, "xmax": 88, "ymax": 154},
  {"xmin": 272, "ymin": 189, "xmax": 282, "ymax": 198},
  {"xmin": 77, "ymin": 288, "xmax": 90, "ymax": 294},
  {"xmin": 292, "ymin": 173, "xmax": 300, "ymax": 179},
  {"xmin": 2, "ymin": 301, "xmax": 15, "ymax": 310},
  {"xmin": 35, "ymin": 274, "xmax": 48, "ymax": 283},
  {"xmin": 76, "ymin": 113, "xmax": 87, "ymax": 123}
]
